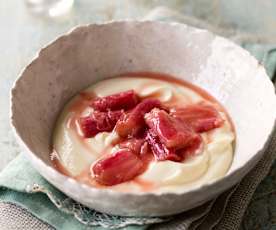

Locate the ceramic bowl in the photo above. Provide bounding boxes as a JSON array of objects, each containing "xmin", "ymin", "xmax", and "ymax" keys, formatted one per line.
[{"xmin": 11, "ymin": 21, "xmax": 276, "ymax": 216}]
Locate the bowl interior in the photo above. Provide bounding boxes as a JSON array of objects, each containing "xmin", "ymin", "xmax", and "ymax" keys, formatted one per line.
[{"xmin": 11, "ymin": 21, "xmax": 276, "ymax": 190}]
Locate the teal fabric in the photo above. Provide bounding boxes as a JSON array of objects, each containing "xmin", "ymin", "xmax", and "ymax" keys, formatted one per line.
[
  {"xmin": 0, "ymin": 154, "xmax": 100, "ymax": 230},
  {"xmin": 1, "ymin": 23, "xmax": 276, "ymax": 230},
  {"xmin": 242, "ymin": 43, "xmax": 276, "ymax": 79},
  {"xmin": 0, "ymin": 154, "xmax": 151, "ymax": 230}
]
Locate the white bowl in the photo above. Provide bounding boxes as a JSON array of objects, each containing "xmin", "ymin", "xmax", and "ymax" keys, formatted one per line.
[{"xmin": 11, "ymin": 21, "xmax": 276, "ymax": 216}]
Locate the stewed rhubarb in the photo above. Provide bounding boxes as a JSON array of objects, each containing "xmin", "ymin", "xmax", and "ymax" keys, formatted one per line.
[
  {"xmin": 53, "ymin": 74, "xmax": 234, "ymax": 189},
  {"xmin": 90, "ymin": 90, "xmax": 139, "ymax": 111},
  {"xmin": 119, "ymin": 138, "xmax": 149, "ymax": 156},
  {"xmin": 78, "ymin": 89, "xmax": 225, "ymax": 185},
  {"xmin": 79, "ymin": 110, "xmax": 123, "ymax": 138},
  {"xmin": 145, "ymin": 129, "xmax": 181, "ymax": 162},
  {"xmin": 116, "ymin": 98, "xmax": 163, "ymax": 137},
  {"xmin": 92, "ymin": 149, "xmax": 144, "ymax": 186},
  {"xmin": 145, "ymin": 108, "xmax": 201, "ymax": 149},
  {"xmin": 170, "ymin": 104, "xmax": 224, "ymax": 133}
]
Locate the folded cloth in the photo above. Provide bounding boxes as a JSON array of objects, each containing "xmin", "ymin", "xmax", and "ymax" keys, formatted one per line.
[{"xmin": 1, "ymin": 8, "xmax": 276, "ymax": 230}]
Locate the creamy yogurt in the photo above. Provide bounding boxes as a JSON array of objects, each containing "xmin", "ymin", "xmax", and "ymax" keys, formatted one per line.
[{"xmin": 52, "ymin": 76, "xmax": 235, "ymax": 193}]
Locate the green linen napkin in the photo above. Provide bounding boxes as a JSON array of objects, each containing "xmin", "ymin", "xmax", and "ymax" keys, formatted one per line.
[
  {"xmin": 0, "ymin": 154, "xmax": 162, "ymax": 230},
  {"xmin": 1, "ymin": 12, "xmax": 276, "ymax": 230},
  {"xmin": 242, "ymin": 43, "xmax": 276, "ymax": 80}
]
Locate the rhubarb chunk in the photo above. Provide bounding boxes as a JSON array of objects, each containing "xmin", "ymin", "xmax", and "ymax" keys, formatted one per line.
[
  {"xmin": 145, "ymin": 108, "xmax": 201, "ymax": 149},
  {"xmin": 119, "ymin": 138, "xmax": 148, "ymax": 156},
  {"xmin": 90, "ymin": 90, "xmax": 139, "ymax": 111},
  {"xmin": 146, "ymin": 130, "xmax": 181, "ymax": 162},
  {"xmin": 79, "ymin": 110, "xmax": 123, "ymax": 138},
  {"xmin": 116, "ymin": 98, "xmax": 163, "ymax": 137},
  {"xmin": 176, "ymin": 134, "xmax": 203, "ymax": 159},
  {"xmin": 171, "ymin": 104, "xmax": 224, "ymax": 133},
  {"xmin": 92, "ymin": 149, "xmax": 144, "ymax": 186}
]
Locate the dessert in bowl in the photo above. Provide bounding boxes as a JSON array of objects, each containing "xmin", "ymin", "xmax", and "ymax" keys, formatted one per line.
[
  {"xmin": 11, "ymin": 21, "xmax": 276, "ymax": 216},
  {"xmin": 53, "ymin": 73, "xmax": 235, "ymax": 193}
]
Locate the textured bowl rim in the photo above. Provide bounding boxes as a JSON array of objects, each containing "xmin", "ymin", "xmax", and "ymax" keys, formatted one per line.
[{"xmin": 10, "ymin": 20, "xmax": 276, "ymax": 199}]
